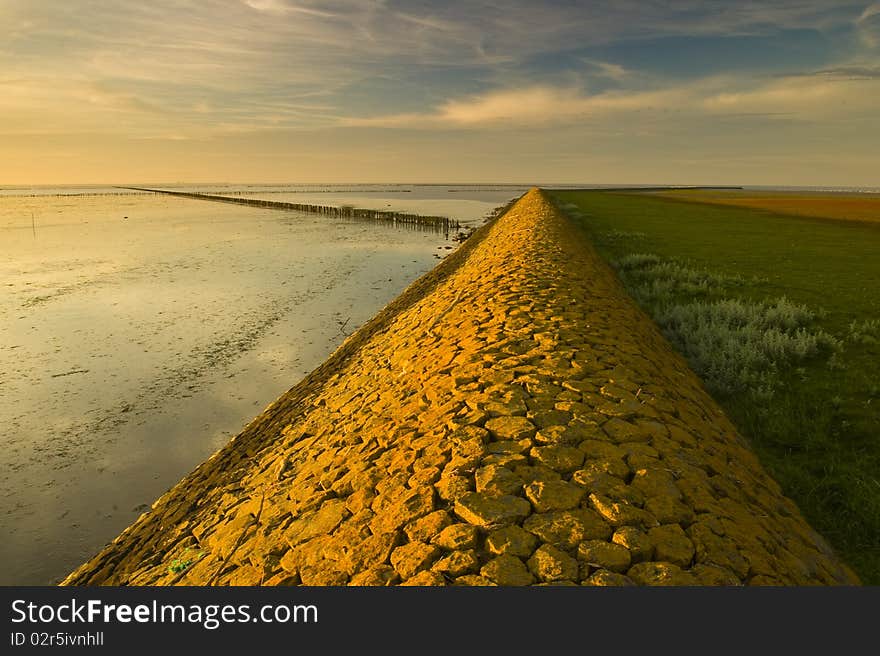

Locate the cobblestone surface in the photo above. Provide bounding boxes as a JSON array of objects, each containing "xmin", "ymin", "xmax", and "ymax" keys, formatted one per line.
[{"xmin": 62, "ymin": 189, "xmax": 859, "ymax": 586}]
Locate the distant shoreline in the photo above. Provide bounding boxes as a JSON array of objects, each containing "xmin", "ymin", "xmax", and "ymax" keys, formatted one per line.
[{"xmin": 4, "ymin": 182, "xmax": 880, "ymax": 197}]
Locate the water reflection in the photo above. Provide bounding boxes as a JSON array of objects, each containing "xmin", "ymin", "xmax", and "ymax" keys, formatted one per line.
[{"xmin": 0, "ymin": 191, "xmax": 460, "ymax": 584}]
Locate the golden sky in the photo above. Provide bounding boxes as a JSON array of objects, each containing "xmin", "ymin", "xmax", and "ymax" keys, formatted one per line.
[{"xmin": 2, "ymin": 1, "xmax": 879, "ymax": 186}]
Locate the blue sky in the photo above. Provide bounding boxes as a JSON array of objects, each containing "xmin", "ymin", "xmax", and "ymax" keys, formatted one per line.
[{"xmin": 2, "ymin": 1, "xmax": 879, "ymax": 184}]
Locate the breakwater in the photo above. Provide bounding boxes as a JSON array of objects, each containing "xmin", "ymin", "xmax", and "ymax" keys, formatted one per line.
[
  {"xmin": 122, "ymin": 187, "xmax": 460, "ymax": 232},
  {"xmin": 63, "ymin": 188, "xmax": 858, "ymax": 586}
]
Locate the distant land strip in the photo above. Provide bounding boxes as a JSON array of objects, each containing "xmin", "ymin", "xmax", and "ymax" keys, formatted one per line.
[
  {"xmin": 6, "ymin": 191, "xmax": 156, "ymax": 197},
  {"xmin": 203, "ymin": 189, "xmax": 415, "ymax": 194},
  {"xmin": 121, "ymin": 186, "xmax": 460, "ymax": 232},
  {"xmin": 568, "ymin": 186, "xmax": 745, "ymax": 192}
]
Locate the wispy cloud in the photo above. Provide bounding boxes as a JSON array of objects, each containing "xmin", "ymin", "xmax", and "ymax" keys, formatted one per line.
[
  {"xmin": 243, "ymin": 0, "xmax": 339, "ymax": 18},
  {"xmin": 700, "ymin": 75, "xmax": 880, "ymax": 117},
  {"xmin": 857, "ymin": 2, "xmax": 880, "ymax": 46},
  {"xmin": 583, "ymin": 60, "xmax": 632, "ymax": 81},
  {"xmin": 777, "ymin": 64, "xmax": 880, "ymax": 79},
  {"xmin": 2, "ymin": 1, "xmax": 878, "ymax": 184},
  {"xmin": 338, "ymin": 85, "xmax": 677, "ymax": 128},
  {"xmin": 339, "ymin": 73, "xmax": 880, "ymax": 129}
]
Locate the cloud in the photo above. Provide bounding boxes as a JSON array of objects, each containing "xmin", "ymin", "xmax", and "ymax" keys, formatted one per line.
[
  {"xmin": 440, "ymin": 87, "xmax": 596, "ymax": 125},
  {"xmin": 243, "ymin": 0, "xmax": 288, "ymax": 13},
  {"xmin": 3, "ymin": 0, "xmax": 875, "ymax": 141},
  {"xmin": 339, "ymin": 84, "xmax": 686, "ymax": 129},
  {"xmin": 580, "ymin": 59, "xmax": 632, "ymax": 81},
  {"xmin": 857, "ymin": 2, "xmax": 880, "ymax": 46},
  {"xmin": 340, "ymin": 72, "xmax": 880, "ymax": 130},
  {"xmin": 242, "ymin": 0, "xmax": 341, "ymax": 19},
  {"xmin": 779, "ymin": 65, "xmax": 880, "ymax": 79}
]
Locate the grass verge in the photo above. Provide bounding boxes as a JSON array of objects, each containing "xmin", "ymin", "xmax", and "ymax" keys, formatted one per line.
[{"xmin": 552, "ymin": 190, "xmax": 880, "ymax": 583}]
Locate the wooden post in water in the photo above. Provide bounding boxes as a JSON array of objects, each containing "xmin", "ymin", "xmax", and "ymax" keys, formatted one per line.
[{"xmin": 119, "ymin": 187, "xmax": 460, "ymax": 232}]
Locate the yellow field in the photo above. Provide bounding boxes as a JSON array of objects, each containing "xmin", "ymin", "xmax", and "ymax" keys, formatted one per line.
[{"xmin": 650, "ymin": 189, "xmax": 880, "ymax": 224}]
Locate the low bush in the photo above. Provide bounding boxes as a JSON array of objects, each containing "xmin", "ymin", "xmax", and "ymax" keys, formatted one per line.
[
  {"xmin": 655, "ymin": 298, "xmax": 840, "ymax": 397},
  {"xmin": 849, "ymin": 319, "xmax": 880, "ymax": 345},
  {"xmin": 611, "ymin": 253, "xmax": 838, "ymax": 398}
]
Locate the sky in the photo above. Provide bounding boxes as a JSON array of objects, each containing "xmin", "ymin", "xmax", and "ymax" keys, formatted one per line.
[{"xmin": 1, "ymin": 0, "xmax": 879, "ymax": 186}]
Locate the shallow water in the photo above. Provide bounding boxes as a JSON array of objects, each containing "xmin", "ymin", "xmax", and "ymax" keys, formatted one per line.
[
  {"xmin": 161, "ymin": 183, "xmax": 527, "ymax": 225},
  {"xmin": 0, "ymin": 189, "xmax": 491, "ymax": 585}
]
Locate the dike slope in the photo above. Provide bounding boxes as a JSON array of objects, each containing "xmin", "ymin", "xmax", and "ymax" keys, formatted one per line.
[{"xmin": 63, "ymin": 188, "xmax": 858, "ymax": 586}]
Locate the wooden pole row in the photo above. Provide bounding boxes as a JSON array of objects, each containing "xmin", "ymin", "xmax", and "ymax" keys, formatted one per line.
[
  {"xmin": 122, "ymin": 187, "xmax": 460, "ymax": 232},
  {"xmin": 11, "ymin": 191, "xmax": 155, "ymax": 198}
]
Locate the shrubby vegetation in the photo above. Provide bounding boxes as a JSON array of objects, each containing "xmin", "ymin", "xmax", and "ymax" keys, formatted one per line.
[
  {"xmin": 601, "ymin": 229, "xmax": 647, "ymax": 243},
  {"xmin": 552, "ymin": 189, "xmax": 880, "ymax": 582},
  {"xmin": 611, "ymin": 252, "xmax": 838, "ymax": 398},
  {"xmin": 615, "ymin": 253, "xmax": 746, "ymax": 303},
  {"xmin": 849, "ymin": 319, "xmax": 880, "ymax": 345},
  {"xmin": 654, "ymin": 297, "xmax": 840, "ymax": 397}
]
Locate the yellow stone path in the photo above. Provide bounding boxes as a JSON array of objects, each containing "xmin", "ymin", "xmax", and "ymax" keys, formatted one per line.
[{"xmin": 63, "ymin": 189, "xmax": 858, "ymax": 586}]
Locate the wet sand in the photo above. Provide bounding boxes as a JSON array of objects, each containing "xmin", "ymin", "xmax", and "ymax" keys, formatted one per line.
[{"xmin": 0, "ymin": 192, "xmax": 458, "ymax": 584}]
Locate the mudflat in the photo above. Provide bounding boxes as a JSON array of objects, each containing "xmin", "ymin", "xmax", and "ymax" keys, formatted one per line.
[{"xmin": 0, "ymin": 191, "xmax": 448, "ymax": 585}]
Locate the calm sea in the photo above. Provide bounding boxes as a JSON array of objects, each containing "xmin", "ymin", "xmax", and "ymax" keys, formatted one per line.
[{"xmin": 0, "ymin": 184, "xmax": 524, "ymax": 585}]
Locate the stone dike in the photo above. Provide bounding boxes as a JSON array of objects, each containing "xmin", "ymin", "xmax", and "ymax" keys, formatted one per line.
[{"xmin": 62, "ymin": 189, "xmax": 859, "ymax": 586}]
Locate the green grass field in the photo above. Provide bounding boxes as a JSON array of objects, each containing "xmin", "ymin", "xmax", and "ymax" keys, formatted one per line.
[{"xmin": 551, "ymin": 190, "xmax": 880, "ymax": 584}]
